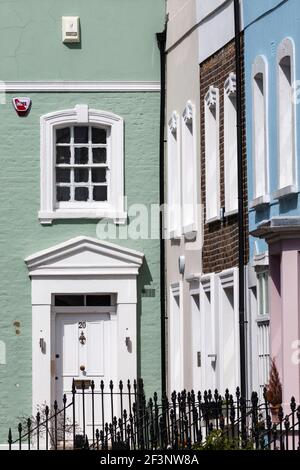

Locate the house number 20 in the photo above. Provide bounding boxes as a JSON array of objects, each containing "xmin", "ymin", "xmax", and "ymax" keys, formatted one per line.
[{"xmin": 79, "ymin": 321, "xmax": 86, "ymax": 329}]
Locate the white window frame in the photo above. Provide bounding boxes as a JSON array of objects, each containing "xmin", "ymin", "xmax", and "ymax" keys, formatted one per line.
[
  {"xmin": 204, "ymin": 86, "xmax": 220, "ymax": 223},
  {"xmin": 255, "ymin": 264, "xmax": 270, "ymax": 399},
  {"xmin": 274, "ymin": 37, "xmax": 297, "ymax": 199},
  {"xmin": 224, "ymin": 73, "xmax": 238, "ymax": 216},
  {"xmin": 181, "ymin": 101, "xmax": 198, "ymax": 235},
  {"xmin": 39, "ymin": 105, "xmax": 126, "ymax": 225},
  {"xmin": 167, "ymin": 111, "xmax": 182, "ymax": 238},
  {"xmin": 251, "ymin": 55, "xmax": 270, "ymax": 208}
]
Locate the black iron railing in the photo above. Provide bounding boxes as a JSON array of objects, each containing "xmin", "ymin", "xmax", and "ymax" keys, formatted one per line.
[{"xmin": 7, "ymin": 379, "xmax": 300, "ymax": 451}]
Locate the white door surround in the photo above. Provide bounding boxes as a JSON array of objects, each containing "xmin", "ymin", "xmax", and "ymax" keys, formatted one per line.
[{"xmin": 25, "ymin": 236, "xmax": 144, "ymax": 415}]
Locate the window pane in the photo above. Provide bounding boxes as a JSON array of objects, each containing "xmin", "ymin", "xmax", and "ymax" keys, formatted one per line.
[
  {"xmin": 93, "ymin": 148, "xmax": 107, "ymax": 164},
  {"xmin": 92, "ymin": 168, "xmax": 107, "ymax": 183},
  {"xmin": 75, "ymin": 147, "xmax": 89, "ymax": 164},
  {"xmin": 56, "ymin": 168, "xmax": 71, "ymax": 183},
  {"xmin": 56, "ymin": 127, "xmax": 70, "ymax": 144},
  {"xmin": 55, "ymin": 295, "xmax": 84, "ymax": 306},
  {"xmin": 264, "ymin": 273, "xmax": 269, "ymax": 315},
  {"xmin": 56, "ymin": 146, "xmax": 71, "ymax": 164},
  {"xmin": 86, "ymin": 295, "xmax": 111, "ymax": 306},
  {"xmin": 92, "ymin": 127, "xmax": 106, "ymax": 144},
  {"xmin": 93, "ymin": 186, "xmax": 107, "ymax": 201},
  {"xmin": 258, "ymin": 274, "xmax": 263, "ymax": 315},
  {"xmin": 75, "ymin": 187, "xmax": 89, "ymax": 201},
  {"xmin": 74, "ymin": 168, "xmax": 89, "ymax": 183},
  {"xmin": 74, "ymin": 126, "xmax": 89, "ymax": 143},
  {"xmin": 57, "ymin": 186, "xmax": 70, "ymax": 202}
]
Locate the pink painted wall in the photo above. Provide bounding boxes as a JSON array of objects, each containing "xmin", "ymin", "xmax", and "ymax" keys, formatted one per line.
[{"xmin": 269, "ymin": 239, "xmax": 300, "ymax": 407}]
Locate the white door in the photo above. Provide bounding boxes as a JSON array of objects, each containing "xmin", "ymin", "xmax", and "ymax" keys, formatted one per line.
[
  {"xmin": 192, "ymin": 290, "xmax": 216, "ymax": 393},
  {"xmin": 203, "ymin": 290, "xmax": 216, "ymax": 391},
  {"xmin": 55, "ymin": 312, "xmax": 116, "ymax": 439},
  {"xmin": 191, "ymin": 294, "xmax": 202, "ymax": 392},
  {"xmin": 220, "ymin": 286, "xmax": 236, "ymax": 392},
  {"xmin": 169, "ymin": 290, "xmax": 182, "ymax": 392}
]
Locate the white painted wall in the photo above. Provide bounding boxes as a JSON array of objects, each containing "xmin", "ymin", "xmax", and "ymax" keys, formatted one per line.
[
  {"xmin": 196, "ymin": 0, "xmax": 243, "ymax": 64},
  {"xmin": 166, "ymin": 0, "xmax": 202, "ymax": 394}
]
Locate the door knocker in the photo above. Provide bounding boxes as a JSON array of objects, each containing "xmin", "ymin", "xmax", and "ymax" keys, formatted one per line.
[{"xmin": 79, "ymin": 331, "xmax": 86, "ymax": 345}]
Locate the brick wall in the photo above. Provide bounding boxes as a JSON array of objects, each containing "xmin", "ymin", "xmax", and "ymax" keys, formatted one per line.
[{"xmin": 200, "ymin": 36, "xmax": 249, "ymax": 274}]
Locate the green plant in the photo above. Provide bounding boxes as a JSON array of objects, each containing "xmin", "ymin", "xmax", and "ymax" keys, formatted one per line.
[
  {"xmin": 265, "ymin": 358, "xmax": 282, "ymax": 406},
  {"xmin": 192, "ymin": 429, "xmax": 254, "ymax": 451}
]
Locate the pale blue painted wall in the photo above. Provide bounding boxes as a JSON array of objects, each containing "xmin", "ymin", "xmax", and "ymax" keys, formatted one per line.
[{"xmin": 244, "ymin": 0, "xmax": 300, "ymax": 259}]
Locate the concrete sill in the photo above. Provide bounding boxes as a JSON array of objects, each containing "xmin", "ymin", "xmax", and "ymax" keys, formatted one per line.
[
  {"xmin": 224, "ymin": 208, "xmax": 238, "ymax": 217},
  {"xmin": 205, "ymin": 215, "xmax": 221, "ymax": 224},
  {"xmin": 250, "ymin": 194, "xmax": 270, "ymax": 209},
  {"xmin": 272, "ymin": 185, "xmax": 298, "ymax": 200},
  {"xmin": 39, "ymin": 210, "xmax": 127, "ymax": 225}
]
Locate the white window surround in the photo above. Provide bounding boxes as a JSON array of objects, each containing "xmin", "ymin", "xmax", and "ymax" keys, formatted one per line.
[
  {"xmin": 167, "ymin": 111, "xmax": 182, "ymax": 238},
  {"xmin": 274, "ymin": 37, "xmax": 298, "ymax": 200},
  {"xmin": 24, "ymin": 235, "xmax": 144, "ymax": 414},
  {"xmin": 204, "ymin": 86, "xmax": 220, "ymax": 223},
  {"xmin": 224, "ymin": 73, "xmax": 238, "ymax": 216},
  {"xmin": 181, "ymin": 101, "xmax": 198, "ymax": 235},
  {"xmin": 39, "ymin": 105, "xmax": 126, "ymax": 225},
  {"xmin": 251, "ymin": 55, "xmax": 270, "ymax": 209}
]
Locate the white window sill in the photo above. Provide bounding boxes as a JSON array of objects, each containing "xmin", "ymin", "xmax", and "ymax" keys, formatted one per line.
[
  {"xmin": 272, "ymin": 185, "xmax": 298, "ymax": 200},
  {"xmin": 183, "ymin": 222, "xmax": 197, "ymax": 237},
  {"xmin": 39, "ymin": 209, "xmax": 127, "ymax": 225},
  {"xmin": 250, "ymin": 194, "xmax": 270, "ymax": 209},
  {"xmin": 224, "ymin": 208, "xmax": 238, "ymax": 217},
  {"xmin": 168, "ymin": 228, "xmax": 182, "ymax": 240},
  {"xmin": 256, "ymin": 315, "xmax": 270, "ymax": 323},
  {"xmin": 205, "ymin": 215, "xmax": 221, "ymax": 224}
]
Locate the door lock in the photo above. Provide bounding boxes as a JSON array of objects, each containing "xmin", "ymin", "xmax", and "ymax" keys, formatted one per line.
[{"xmin": 197, "ymin": 351, "xmax": 201, "ymax": 367}]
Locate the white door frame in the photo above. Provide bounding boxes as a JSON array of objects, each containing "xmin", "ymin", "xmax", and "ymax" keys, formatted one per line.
[{"xmin": 25, "ymin": 236, "xmax": 144, "ymax": 415}]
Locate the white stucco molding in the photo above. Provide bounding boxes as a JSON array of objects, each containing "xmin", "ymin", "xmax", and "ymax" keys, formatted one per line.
[
  {"xmin": 182, "ymin": 100, "xmax": 194, "ymax": 124},
  {"xmin": 224, "ymin": 72, "xmax": 236, "ymax": 97},
  {"xmin": 205, "ymin": 86, "xmax": 218, "ymax": 109},
  {"xmin": 39, "ymin": 105, "xmax": 126, "ymax": 225},
  {"xmin": 4, "ymin": 81, "xmax": 160, "ymax": 92},
  {"xmin": 168, "ymin": 111, "xmax": 179, "ymax": 134},
  {"xmin": 25, "ymin": 236, "xmax": 144, "ymax": 278},
  {"xmin": 277, "ymin": 37, "xmax": 295, "ymax": 64}
]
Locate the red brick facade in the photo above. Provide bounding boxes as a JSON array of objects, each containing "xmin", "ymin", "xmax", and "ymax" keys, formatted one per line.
[{"xmin": 200, "ymin": 37, "xmax": 249, "ymax": 274}]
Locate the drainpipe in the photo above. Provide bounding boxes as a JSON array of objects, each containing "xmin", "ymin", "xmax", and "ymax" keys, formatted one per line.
[
  {"xmin": 156, "ymin": 28, "xmax": 167, "ymax": 396},
  {"xmin": 234, "ymin": 0, "xmax": 247, "ymax": 399}
]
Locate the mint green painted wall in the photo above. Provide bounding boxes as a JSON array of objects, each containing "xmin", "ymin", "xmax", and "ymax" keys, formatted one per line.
[
  {"xmin": 0, "ymin": 91, "xmax": 161, "ymax": 439},
  {"xmin": 0, "ymin": 0, "xmax": 165, "ymax": 81}
]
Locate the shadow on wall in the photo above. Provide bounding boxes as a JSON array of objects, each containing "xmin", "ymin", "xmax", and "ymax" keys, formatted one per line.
[
  {"xmin": 255, "ymin": 205, "xmax": 270, "ymax": 225},
  {"xmin": 136, "ymin": 258, "xmax": 153, "ymax": 380},
  {"xmin": 279, "ymin": 193, "xmax": 298, "ymax": 215}
]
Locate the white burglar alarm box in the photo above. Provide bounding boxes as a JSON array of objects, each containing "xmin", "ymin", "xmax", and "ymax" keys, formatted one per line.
[{"xmin": 62, "ymin": 16, "xmax": 80, "ymax": 43}]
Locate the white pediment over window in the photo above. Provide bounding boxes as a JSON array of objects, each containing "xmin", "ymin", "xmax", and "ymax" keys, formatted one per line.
[{"xmin": 25, "ymin": 236, "xmax": 144, "ymax": 277}]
